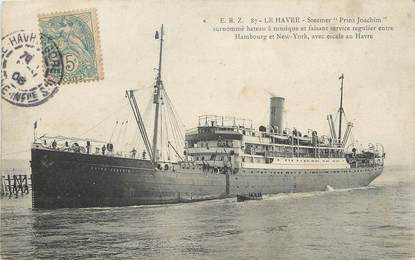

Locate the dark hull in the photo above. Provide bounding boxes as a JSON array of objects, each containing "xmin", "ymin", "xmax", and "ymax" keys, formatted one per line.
[{"xmin": 31, "ymin": 148, "xmax": 383, "ymax": 209}]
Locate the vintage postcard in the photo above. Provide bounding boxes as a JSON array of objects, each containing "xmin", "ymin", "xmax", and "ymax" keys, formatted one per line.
[{"xmin": 1, "ymin": 0, "xmax": 414, "ymax": 259}]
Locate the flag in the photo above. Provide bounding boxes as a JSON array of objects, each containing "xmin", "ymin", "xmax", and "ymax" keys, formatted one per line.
[
  {"xmin": 34, "ymin": 121, "xmax": 37, "ymax": 129},
  {"xmin": 155, "ymin": 31, "xmax": 159, "ymax": 39},
  {"xmin": 339, "ymin": 74, "xmax": 344, "ymax": 80}
]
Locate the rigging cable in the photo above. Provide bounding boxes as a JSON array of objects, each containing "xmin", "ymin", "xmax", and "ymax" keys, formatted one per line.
[
  {"xmin": 163, "ymin": 89, "xmax": 186, "ymax": 132},
  {"xmin": 164, "ymin": 101, "xmax": 184, "ymax": 151},
  {"xmin": 78, "ymin": 104, "xmax": 129, "ymax": 138},
  {"xmin": 163, "ymin": 101, "xmax": 171, "ymax": 161},
  {"xmin": 166, "ymin": 106, "xmax": 183, "ymax": 149},
  {"xmin": 166, "ymin": 101, "xmax": 185, "ymax": 149},
  {"xmin": 160, "ymin": 88, "xmax": 185, "ymax": 161},
  {"xmin": 164, "ymin": 96, "xmax": 185, "ymax": 147},
  {"xmin": 109, "ymin": 121, "xmax": 119, "ymax": 143}
]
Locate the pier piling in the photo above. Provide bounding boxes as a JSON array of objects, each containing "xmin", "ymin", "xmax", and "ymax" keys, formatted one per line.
[{"xmin": 1, "ymin": 174, "xmax": 31, "ymax": 198}]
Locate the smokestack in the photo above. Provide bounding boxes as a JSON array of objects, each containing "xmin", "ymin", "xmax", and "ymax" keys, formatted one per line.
[{"xmin": 269, "ymin": 96, "xmax": 285, "ymax": 134}]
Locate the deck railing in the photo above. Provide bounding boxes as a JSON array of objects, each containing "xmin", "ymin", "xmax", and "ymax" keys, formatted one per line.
[{"xmin": 33, "ymin": 137, "xmax": 148, "ymax": 160}]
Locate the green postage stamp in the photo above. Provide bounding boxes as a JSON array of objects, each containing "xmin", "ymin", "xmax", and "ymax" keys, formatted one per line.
[{"xmin": 38, "ymin": 9, "xmax": 103, "ymax": 83}]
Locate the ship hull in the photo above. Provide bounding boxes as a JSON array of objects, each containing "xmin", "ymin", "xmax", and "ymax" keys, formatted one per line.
[{"xmin": 31, "ymin": 148, "xmax": 383, "ymax": 209}]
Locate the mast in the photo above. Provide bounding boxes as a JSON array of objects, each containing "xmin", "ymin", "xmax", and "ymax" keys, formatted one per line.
[
  {"xmin": 338, "ymin": 73, "xmax": 344, "ymax": 145},
  {"xmin": 152, "ymin": 25, "xmax": 164, "ymax": 163}
]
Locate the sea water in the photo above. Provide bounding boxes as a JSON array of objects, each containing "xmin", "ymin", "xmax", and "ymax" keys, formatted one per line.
[{"xmin": 1, "ymin": 167, "xmax": 414, "ymax": 259}]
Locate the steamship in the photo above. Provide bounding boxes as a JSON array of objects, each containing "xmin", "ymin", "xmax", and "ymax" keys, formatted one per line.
[{"xmin": 31, "ymin": 26, "xmax": 385, "ymax": 209}]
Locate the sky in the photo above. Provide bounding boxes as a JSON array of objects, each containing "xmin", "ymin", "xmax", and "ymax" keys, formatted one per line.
[{"xmin": 1, "ymin": 0, "xmax": 414, "ymax": 168}]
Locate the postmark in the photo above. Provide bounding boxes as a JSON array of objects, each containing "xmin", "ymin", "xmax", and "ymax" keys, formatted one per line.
[
  {"xmin": 1, "ymin": 30, "xmax": 64, "ymax": 107},
  {"xmin": 38, "ymin": 9, "xmax": 104, "ymax": 84}
]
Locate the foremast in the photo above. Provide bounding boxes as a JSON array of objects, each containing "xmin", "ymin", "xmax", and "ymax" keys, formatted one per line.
[
  {"xmin": 125, "ymin": 25, "xmax": 164, "ymax": 163},
  {"xmin": 152, "ymin": 24, "xmax": 164, "ymax": 163}
]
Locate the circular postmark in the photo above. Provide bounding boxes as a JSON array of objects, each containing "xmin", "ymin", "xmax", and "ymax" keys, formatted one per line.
[{"xmin": 1, "ymin": 30, "xmax": 64, "ymax": 107}]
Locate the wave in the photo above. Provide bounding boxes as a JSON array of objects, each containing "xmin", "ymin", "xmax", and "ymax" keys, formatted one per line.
[{"xmin": 263, "ymin": 185, "xmax": 379, "ymax": 201}]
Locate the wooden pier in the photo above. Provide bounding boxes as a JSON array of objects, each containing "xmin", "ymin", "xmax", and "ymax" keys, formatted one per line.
[{"xmin": 1, "ymin": 174, "xmax": 31, "ymax": 198}]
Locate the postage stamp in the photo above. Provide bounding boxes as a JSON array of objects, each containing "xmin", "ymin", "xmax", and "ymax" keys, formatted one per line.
[
  {"xmin": 38, "ymin": 8, "xmax": 104, "ymax": 84},
  {"xmin": 1, "ymin": 30, "xmax": 64, "ymax": 107}
]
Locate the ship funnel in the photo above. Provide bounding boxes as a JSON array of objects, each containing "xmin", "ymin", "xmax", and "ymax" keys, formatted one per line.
[{"xmin": 269, "ymin": 96, "xmax": 285, "ymax": 134}]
